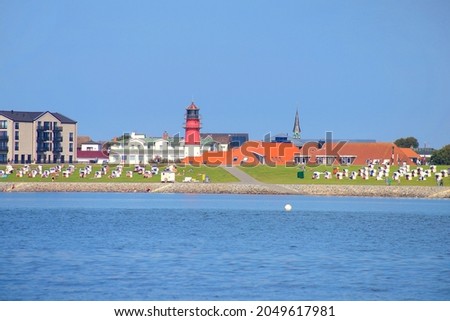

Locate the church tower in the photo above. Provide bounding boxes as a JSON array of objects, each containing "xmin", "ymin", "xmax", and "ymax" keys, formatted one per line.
[
  {"xmin": 293, "ymin": 109, "xmax": 301, "ymax": 139},
  {"xmin": 184, "ymin": 102, "xmax": 201, "ymax": 145}
]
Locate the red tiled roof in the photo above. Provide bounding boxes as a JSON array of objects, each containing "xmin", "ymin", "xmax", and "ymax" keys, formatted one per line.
[
  {"xmin": 304, "ymin": 142, "xmax": 417, "ymax": 165},
  {"xmin": 400, "ymin": 148, "xmax": 420, "ymax": 159}
]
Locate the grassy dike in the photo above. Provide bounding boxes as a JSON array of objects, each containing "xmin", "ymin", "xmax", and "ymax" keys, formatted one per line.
[
  {"xmin": 1, "ymin": 164, "xmax": 239, "ymax": 183},
  {"xmin": 1, "ymin": 163, "xmax": 449, "ymax": 198},
  {"xmin": 239, "ymin": 164, "xmax": 450, "ymax": 186},
  {"xmin": 1, "ymin": 163, "xmax": 449, "ymax": 186}
]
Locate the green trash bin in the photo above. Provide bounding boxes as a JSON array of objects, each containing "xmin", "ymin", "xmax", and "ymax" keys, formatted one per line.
[{"xmin": 297, "ymin": 171, "xmax": 304, "ymax": 179}]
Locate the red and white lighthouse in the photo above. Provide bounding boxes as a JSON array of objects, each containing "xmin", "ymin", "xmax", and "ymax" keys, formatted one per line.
[{"xmin": 184, "ymin": 102, "xmax": 201, "ymax": 145}]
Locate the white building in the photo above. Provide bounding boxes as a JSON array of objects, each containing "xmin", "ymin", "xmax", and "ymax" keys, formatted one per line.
[
  {"xmin": 108, "ymin": 132, "xmax": 185, "ymax": 165},
  {"xmin": 108, "ymin": 132, "xmax": 235, "ymax": 164},
  {"xmin": 80, "ymin": 140, "xmax": 101, "ymax": 151},
  {"xmin": 77, "ymin": 140, "xmax": 108, "ymax": 164}
]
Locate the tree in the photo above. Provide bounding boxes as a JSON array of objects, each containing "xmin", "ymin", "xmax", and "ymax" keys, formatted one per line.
[
  {"xmin": 394, "ymin": 136, "xmax": 419, "ymax": 148},
  {"xmin": 430, "ymin": 145, "xmax": 450, "ymax": 165}
]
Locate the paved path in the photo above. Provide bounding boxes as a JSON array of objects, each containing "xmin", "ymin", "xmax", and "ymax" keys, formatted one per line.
[
  {"xmin": 221, "ymin": 166, "xmax": 261, "ymax": 184},
  {"xmin": 221, "ymin": 166, "xmax": 296, "ymax": 194}
]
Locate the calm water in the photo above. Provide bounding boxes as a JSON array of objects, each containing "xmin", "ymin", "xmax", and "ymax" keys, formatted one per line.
[{"xmin": 0, "ymin": 193, "xmax": 449, "ymax": 301}]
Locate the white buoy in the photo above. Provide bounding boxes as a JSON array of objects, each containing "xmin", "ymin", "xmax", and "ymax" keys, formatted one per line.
[{"xmin": 284, "ymin": 204, "xmax": 292, "ymax": 212}]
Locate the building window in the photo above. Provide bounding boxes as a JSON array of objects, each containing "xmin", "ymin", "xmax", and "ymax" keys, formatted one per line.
[
  {"xmin": 15, "ymin": 142, "xmax": 19, "ymax": 151},
  {"xmin": 15, "ymin": 131, "xmax": 19, "ymax": 140},
  {"xmin": 0, "ymin": 121, "xmax": 7, "ymax": 129},
  {"xmin": 69, "ymin": 143, "xmax": 73, "ymax": 152},
  {"xmin": 69, "ymin": 132, "xmax": 74, "ymax": 142},
  {"xmin": 15, "ymin": 122, "xmax": 19, "ymax": 129}
]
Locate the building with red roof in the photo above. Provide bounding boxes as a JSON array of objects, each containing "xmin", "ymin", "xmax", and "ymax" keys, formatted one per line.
[
  {"xmin": 184, "ymin": 141, "xmax": 420, "ymax": 167},
  {"xmin": 400, "ymin": 147, "xmax": 421, "ymax": 164},
  {"xmin": 76, "ymin": 140, "xmax": 108, "ymax": 163},
  {"xmin": 298, "ymin": 142, "xmax": 419, "ymax": 166}
]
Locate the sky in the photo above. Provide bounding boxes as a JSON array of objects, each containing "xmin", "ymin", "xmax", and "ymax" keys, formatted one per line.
[{"xmin": 1, "ymin": 0, "xmax": 449, "ymax": 148}]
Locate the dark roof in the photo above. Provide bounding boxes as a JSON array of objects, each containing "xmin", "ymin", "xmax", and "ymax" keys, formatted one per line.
[
  {"xmin": 77, "ymin": 136, "xmax": 92, "ymax": 148},
  {"xmin": 82, "ymin": 140, "xmax": 100, "ymax": 145},
  {"xmin": 201, "ymin": 133, "xmax": 249, "ymax": 144},
  {"xmin": 0, "ymin": 110, "xmax": 76, "ymax": 123},
  {"xmin": 0, "ymin": 110, "xmax": 43, "ymax": 122},
  {"xmin": 52, "ymin": 112, "xmax": 77, "ymax": 124}
]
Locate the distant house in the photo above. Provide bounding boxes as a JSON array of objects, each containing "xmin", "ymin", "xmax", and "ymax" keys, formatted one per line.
[
  {"xmin": 108, "ymin": 132, "xmax": 185, "ymax": 164},
  {"xmin": 400, "ymin": 148, "xmax": 421, "ymax": 164},
  {"xmin": 184, "ymin": 140, "xmax": 301, "ymax": 166},
  {"xmin": 415, "ymin": 147, "xmax": 435, "ymax": 164},
  {"xmin": 302, "ymin": 142, "xmax": 419, "ymax": 166},
  {"xmin": 200, "ymin": 133, "xmax": 249, "ymax": 151},
  {"xmin": 184, "ymin": 141, "xmax": 421, "ymax": 167},
  {"xmin": 77, "ymin": 140, "xmax": 108, "ymax": 164},
  {"xmin": 80, "ymin": 140, "xmax": 101, "ymax": 152}
]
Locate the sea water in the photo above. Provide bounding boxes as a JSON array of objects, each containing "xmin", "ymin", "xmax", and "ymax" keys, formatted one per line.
[{"xmin": 0, "ymin": 193, "xmax": 448, "ymax": 301}]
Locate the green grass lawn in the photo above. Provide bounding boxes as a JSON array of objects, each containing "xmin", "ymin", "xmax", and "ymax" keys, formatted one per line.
[
  {"xmin": 239, "ymin": 164, "xmax": 450, "ymax": 186},
  {"xmin": 1, "ymin": 164, "xmax": 239, "ymax": 183},
  {"xmin": 2, "ymin": 163, "xmax": 449, "ymax": 186}
]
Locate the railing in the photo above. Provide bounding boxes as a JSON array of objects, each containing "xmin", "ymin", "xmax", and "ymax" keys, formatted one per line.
[
  {"xmin": 0, "ymin": 136, "xmax": 8, "ymax": 141},
  {"xmin": 53, "ymin": 147, "xmax": 63, "ymax": 153},
  {"xmin": 53, "ymin": 136, "xmax": 63, "ymax": 142},
  {"xmin": 53, "ymin": 126, "xmax": 63, "ymax": 131},
  {"xmin": 0, "ymin": 146, "xmax": 8, "ymax": 152},
  {"xmin": 37, "ymin": 146, "xmax": 51, "ymax": 152},
  {"xmin": 37, "ymin": 136, "xmax": 51, "ymax": 142},
  {"xmin": 37, "ymin": 125, "xmax": 51, "ymax": 131}
]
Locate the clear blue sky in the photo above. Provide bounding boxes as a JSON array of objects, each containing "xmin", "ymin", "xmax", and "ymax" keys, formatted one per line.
[{"xmin": 1, "ymin": 0, "xmax": 449, "ymax": 148}]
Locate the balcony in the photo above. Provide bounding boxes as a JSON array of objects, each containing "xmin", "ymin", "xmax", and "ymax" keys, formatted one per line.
[
  {"xmin": 53, "ymin": 126, "xmax": 63, "ymax": 132},
  {"xmin": 53, "ymin": 136, "xmax": 63, "ymax": 142},
  {"xmin": 0, "ymin": 136, "xmax": 8, "ymax": 142},
  {"xmin": 37, "ymin": 125, "xmax": 51, "ymax": 131},
  {"xmin": 37, "ymin": 136, "xmax": 51, "ymax": 142},
  {"xmin": 0, "ymin": 146, "xmax": 8, "ymax": 152},
  {"xmin": 53, "ymin": 146, "xmax": 63, "ymax": 153},
  {"xmin": 37, "ymin": 146, "xmax": 51, "ymax": 153}
]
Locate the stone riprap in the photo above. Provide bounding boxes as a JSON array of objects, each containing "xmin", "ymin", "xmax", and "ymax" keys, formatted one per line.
[{"xmin": 1, "ymin": 182, "xmax": 449, "ymax": 198}]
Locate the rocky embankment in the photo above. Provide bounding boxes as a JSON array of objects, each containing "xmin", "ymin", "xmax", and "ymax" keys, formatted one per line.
[{"xmin": 1, "ymin": 182, "xmax": 449, "ymax": 198}]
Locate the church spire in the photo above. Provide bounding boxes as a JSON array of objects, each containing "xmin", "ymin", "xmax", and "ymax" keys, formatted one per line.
[{"xmin": 293, "ymin": 109, "xmax": 301, "ymax": 139}]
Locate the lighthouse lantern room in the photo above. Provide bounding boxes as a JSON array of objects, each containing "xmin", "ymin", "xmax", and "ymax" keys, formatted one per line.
[{"xmin": 183, "ymin": 102, "xmax": 202, "ymax": 157}]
